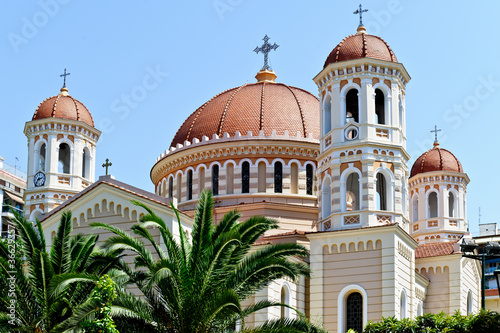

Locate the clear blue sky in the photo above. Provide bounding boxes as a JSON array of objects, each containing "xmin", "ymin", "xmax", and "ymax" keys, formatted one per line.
[{"xmin": 1, "ymin": 1, "xmax": 498, "ymax": 236}]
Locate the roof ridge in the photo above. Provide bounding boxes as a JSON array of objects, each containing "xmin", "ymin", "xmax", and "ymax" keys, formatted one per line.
[
  {"xmin": 52, "ymin": 94, "xmax": 61, "ymax": 118},
  {"xmin": 259, "ymin": 82, "xmax": 265, "ymax": 131},
  {"xmin": 33, "ymin": 96, "xmax": 55, "ymax": 120},
  {"xmin": 281, "ymin": 83, "xmax": 307, "ymax": 137},
  {"xmin": 71, "ymin": 95, "xmax": 94, "ymax": 125},
  {"xmin": 361, "ymin": 33, "xmax": 367, "ymax": 58},
  {"xmin": 180, "ymin": 86, "xmax": 239, "ymax": 144},
  {"xmin": 218, "ymin": 83, "xmax": 247, "ymax": 136}
]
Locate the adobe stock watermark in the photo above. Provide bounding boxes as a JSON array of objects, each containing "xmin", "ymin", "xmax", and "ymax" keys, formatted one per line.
[
  {"xmin": 8, "ymin": 0, "xmax": 71, "ymax": 54},
  {"xmin": 213, "ymin": 0, "xmax": 243, "ymax": 21},
  {"xmin": 410, "ymin": 75, "xmax": 499, "ymax": 158},
  {"xmin": 98, "ymin": 65, "xmax": 168, "ymax": 135},
  {"xmin": 6, "ymin": 222, "xmax": 17, "ymax": 326}
]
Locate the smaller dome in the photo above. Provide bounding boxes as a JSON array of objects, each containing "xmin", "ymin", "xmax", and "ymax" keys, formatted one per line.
[
  {"xmin": 410, "ymin": 142, "xmax": 463, "ymax": 178},
  {"xmin": 32, "ymin": 87, "xmax": 94, "ymax": 127},
  {"xmin": 324, "ymin": 26, "xmax": 397, "ymax": 68}
]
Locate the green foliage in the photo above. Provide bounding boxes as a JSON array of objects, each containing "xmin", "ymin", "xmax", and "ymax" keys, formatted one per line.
[
  {"xmin": 81, "ymin": 274, "xmax": 119, "ymax": 333},
  {"xmin": 363, "ymin": 309, "xmax": 500, "ymax": 333},
  {"xmin": 93, "ymin": 189, "xmax": 323, "ymax": 333},
  {"xmin": 0, "ymin": 210, "xmax": 122, "ymax": 332}
]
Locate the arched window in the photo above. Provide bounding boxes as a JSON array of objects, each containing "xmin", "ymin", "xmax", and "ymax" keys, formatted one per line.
[
  {"xmin": 376, "ymin": 173, "xmax": 387, "ymax": 211},
  {"xmin": 290, "ymin": 162, "xmax": 298, "ymax": 194},
  {"xmin": 187, "ymin": 170, "xmax": 193, "ymax": 200},
  {"xmin": 428, "ymin": 192, "xmax": 438, "ymax": 218},
  {"xmin": 166, "ymin": 178, "xmax": 172, "ymax": 199},
  {"xmin": 274, "ymin": 162, "xmax": 282, "ymax": 193},
  {"xmin": 324, "ymin": 96, "xmax": 332, "ymax": 134},
  {"xmin": 400, "ymin": 289, "xmax": 407, "ymax": 319},
  {"xmin": 280, "ymin": 285, "xmax": 290, "ymax": 319},
  {"xmin": 82, "ymin": 148, "xmax": 90, "ymax": 179},
  {"xmin": 412, "ymin": 196, "xmax": 419, "ymax": 222},
  {"xmin": 242, "ymin": 161, "xmax": 250, "ymax": 193},
  {"xmin": 346, "ymin": 173, "xmax": 360, "ymax": 211},
  {"xmin": 157, "ymin": 182, "xmax": 162, "ymax": 196},
  {"xmin": 39, "ymin": 143, "xmax": 46, "ymax": 172},
  {"xmin": 322, "ymin": 177, "xmax": 332, "ymax": 219},
  {"xmin": 226, "ymin": 163, "xmax": 234, "ymax": 195},
  {"xmin": 199, "ymin": 167, "xmax": 205, "ymax": 192},
  {"xmin": 467, "ymin": 290, "xmax": 473, "ymax": 315},
  {"xmin": 176, "ymin": 173, "xmax": 182, "ymax": 202},
  {"xmin": 346, "ymin": 292, "xmax": 363, "ymax": 333},
  {"xmin": 58, "ymin": 143, "xmax": 71, "ymax": 174},
  {"xmin": 212, "ymin": 165, "xmax": 219, "ymax": 196},
  {"xmin": 375, "ymin": 88, "xmax": 385, "ymax": 125},
  {"xmin": 306, "ymin": 164, "xmax": 314, "ymax": 195},
  {"xmin": 258, "ymin": 162, "xmax": 266, "ymax": 193},
  {"xmin": 417, "ymin": 302, "xmax": 423, "ymax": 317},
  {"xmin": 448, "ymin": 192, "xmax": 455, "ymax": 217},
  {"xmin": 346, "ymin": 89, "xmax": 359, "ymax": 123}
]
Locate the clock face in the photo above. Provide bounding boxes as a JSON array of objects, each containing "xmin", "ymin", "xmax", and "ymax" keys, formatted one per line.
[{"xmin": 34, "ymin": 171, "xmax": 46, "ymax": 187}]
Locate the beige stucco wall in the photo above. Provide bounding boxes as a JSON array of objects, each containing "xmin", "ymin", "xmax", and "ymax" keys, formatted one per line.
[
  {"xmin": 308, "ymin": 224, "xmax": 418, "ymax": 333},
  {"xmin": 416, "ymin": 254, "xmax": 480, "ymax": 315}
]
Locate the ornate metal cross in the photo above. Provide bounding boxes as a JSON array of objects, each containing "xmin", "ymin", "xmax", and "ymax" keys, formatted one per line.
[
  {"xmin": 253, "ymin": 35, "xmax": 279, "ymax": 71},
  {"xmin": 102, "ymin": 158, "xmax": 112, "ymax": 175},
  {"xmin": 353, "ymin": 4, "xmax": 368, "ymax": 27},
  {"xmin": 431, "ymin": 125, "xmax": 441, "ymax": 142},
  {"xmin": 60, "ymin": 68, "xmax": 71, "ymax": 88}
]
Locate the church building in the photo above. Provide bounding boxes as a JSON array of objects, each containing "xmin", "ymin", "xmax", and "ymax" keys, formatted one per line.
[{"xmin": 25, "ymin": 12, "xmax": 481, "ymax": 333}]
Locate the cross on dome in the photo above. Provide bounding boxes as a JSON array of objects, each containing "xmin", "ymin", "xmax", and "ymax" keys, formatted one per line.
[
  {"xmin": 431, "ymin": 125, "xmax": 442, "ymax": 145},
  {"xmin": 253, "ymin": 35, "xmax": 279, "ymax": 71},
  {"xmin": 353, "ymin": 4, "xmax": 368, "ymax": 27},
  {"xmin": 60, "ymin": 68, "xmax": 71, "ymax": 88}
]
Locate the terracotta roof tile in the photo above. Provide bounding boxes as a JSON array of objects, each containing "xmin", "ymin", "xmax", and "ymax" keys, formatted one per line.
[
  {"xmin": 415, "ymin": 242, "xmax": 457, "ymax": 259},
  {"xmin": 324, "ymin": 31, "xmax": 397, "ymax": 68},
  {"xmin": 170, "ymin": 82, "xmax": 319, "ymax": 147},
  {"xmin": 32, "ymin": 88, "xmax": 94, "ymax": 127},
  {"xmin": 486, "ymin": 289, "xmax": 499, "ymax": 297},
  {"xmin": 410, "ymin": 143, "xmax": 463, "ymax": 178}
]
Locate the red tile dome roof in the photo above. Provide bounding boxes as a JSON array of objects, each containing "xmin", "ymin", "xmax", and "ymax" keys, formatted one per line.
[
  {"xmin": 324, "ymin": 26, "xmax": 398, "ymax": 68},
  {"xmin": 170, "ymin": 72, "xmax": 319, "ymax": 147},
  {"xmin": 32, "ymin": 87, "xmax": 94, "ymax": 127},
  {"xmin": 410, "ymin": 142, "xmax": 463, "ymax": 178}
]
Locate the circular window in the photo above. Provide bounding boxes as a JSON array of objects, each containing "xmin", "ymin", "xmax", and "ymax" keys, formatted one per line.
[{"xmin": 345, "ymin": 126, "xmax": 359, "ymax": 140}]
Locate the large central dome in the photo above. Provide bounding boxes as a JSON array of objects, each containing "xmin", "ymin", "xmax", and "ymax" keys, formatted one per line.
[{"xmin": 170, "ymin": 71, "xmax": 320, "ymax": 147}]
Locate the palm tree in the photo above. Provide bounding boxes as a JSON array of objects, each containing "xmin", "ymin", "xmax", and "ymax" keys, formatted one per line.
[
  {"xmin": 91, "ymin": 189, "xmax": 325, "ymax": 332},
  {"xmin": 0, "ymin": 210, "xmax": 122, "ymax": 332}
]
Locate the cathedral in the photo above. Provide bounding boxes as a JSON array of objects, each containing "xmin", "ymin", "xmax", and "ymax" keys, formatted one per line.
[{"xmin": 22, "ymin": 15, "xmax": 480, "ymax": 333}]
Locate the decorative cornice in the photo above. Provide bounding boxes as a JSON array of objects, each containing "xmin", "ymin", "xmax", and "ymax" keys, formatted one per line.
[{"xmin": 151, "ymin": 130, "xmax": 320, "ymax": 184}]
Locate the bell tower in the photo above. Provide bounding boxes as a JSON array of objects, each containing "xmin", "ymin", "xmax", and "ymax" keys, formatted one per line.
[
  {"xmin": 24, "ymin": 80, "xmax": 100, "ymax": 221},
  {"xmin": 314, "ymin": 23, "xmax": 411, "ymax": 232}
]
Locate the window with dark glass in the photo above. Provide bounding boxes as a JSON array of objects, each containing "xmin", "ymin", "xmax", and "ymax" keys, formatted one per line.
[
  {"xmin": 242, "ymin": 161, "xmax": 250, "ymax": 193},
  {"xmin": 306, "ymin": 164, "xmax": 313, "ymax": 195},
  {"xmin": 274, "ymin": 162, "xmax": 282, "ymax": 193},
  {"xmin": 168, "ymin": 178, "xmax": 173, "ymax": 198},
  {"xmin": 346, "ymin": 292, "xmax": 363, "ymax": 333},
  {"xmin": 346, "ymin": 89, "xmax": 359, "ymax": 123},
  {"xmin": 376, "ymin": 173, "xmax": 387, "ymax": 211},
  {"xmin": 375, "ymin": 88, "xmax": 385, "ymax": 125},
  {"xmin": 187, "ymin": 170, "xmax": 193, "ymax": 200},
  {"xmin": 39, "ymin": 143, "xmax": 46, "ymax": 171},
  {"xmin": 212, "ymin": 165, "xmax": 219, "ymax": 195},
  {"xmin": 58, "ymin": 143, "xmax": 71, "ymax": 174}
]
